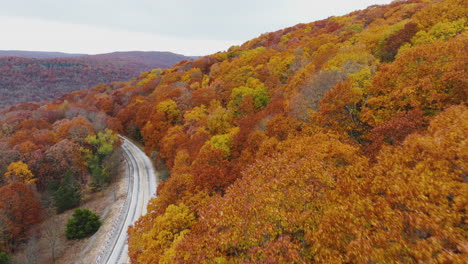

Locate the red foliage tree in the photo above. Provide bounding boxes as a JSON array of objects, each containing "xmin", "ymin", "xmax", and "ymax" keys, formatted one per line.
[
  {"xmin": 0, "ymin": 182, "xmax": 42, "ymax": 252},
  {"xmin": 378, "ymin": 22, "xmax": 419, "ymax": 62},
  {"xmin": 192, "ymin": 146, "xmax": 233, "ymax": 193}
]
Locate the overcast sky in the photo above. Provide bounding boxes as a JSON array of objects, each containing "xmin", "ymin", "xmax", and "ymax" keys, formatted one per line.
[{"xmin": 0, "ymin": 0, "xmax": 393, "ymax": 56}]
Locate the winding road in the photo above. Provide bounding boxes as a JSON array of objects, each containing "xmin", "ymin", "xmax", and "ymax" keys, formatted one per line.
[{"xmin": 96, "ymin": 137, "xmax": 158, "ymax": 264}]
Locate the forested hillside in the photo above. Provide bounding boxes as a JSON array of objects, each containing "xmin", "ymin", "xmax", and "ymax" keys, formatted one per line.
[
  {"xmin": 0, "ymin": 51, "xmax": 190, "ymax": 108},
  {"xmin": 0, "ymin": 0, "xmax": 466, "ymax": 263}
]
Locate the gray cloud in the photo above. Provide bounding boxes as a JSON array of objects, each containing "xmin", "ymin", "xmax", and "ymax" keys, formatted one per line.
[{"xmin": 1, "ymin": 0, "xmax": 392, "ymax": 41}]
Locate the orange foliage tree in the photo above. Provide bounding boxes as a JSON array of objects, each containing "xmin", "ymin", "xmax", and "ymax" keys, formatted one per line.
[{"xmin": 362, "ymin": 34, "xmax": 467, "ymax": 127}]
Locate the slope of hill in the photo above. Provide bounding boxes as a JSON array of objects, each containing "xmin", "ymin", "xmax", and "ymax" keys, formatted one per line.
[
  {"xmin": 0, "ymin": 0, "xmax": 466, "ymax": 263},
  {"xmin": 0, "ymin": 51, "xmax": 191, "ymax": 109}
]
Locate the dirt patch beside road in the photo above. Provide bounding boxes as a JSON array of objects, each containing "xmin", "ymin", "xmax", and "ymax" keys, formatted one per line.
[{"xmin": 12, "ymin": 162, "xmax": 128, "ymax": 264}]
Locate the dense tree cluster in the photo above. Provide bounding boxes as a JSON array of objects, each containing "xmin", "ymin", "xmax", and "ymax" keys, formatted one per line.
[
  {"xmin": 123, "ymin": 1, "xmax": 465, "ymax": 262},
  {"xmin": 0, "ymin": 99, "xmax": 121, "ymax": 253},
  {"xmin": 0, "ymin": 0, "xmax": 466, "ymax": 262}
]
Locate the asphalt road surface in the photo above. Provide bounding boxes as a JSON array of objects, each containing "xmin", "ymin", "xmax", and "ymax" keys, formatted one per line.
[{"xmin": 100, "ymin": 137, "xmax": 158, "ymax": 264}]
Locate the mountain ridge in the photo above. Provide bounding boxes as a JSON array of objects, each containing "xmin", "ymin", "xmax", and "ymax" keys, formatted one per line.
[
  {"xmin": 0, "ymin": 51, "xmax": 192, "ymax": 108},
  {"xmin": 0, "ymin": 50, "xmax": 194, "ymax": 59},
  {"xmin": 0, "ymin": 50, "xmax": 85, "ymax": 58}
]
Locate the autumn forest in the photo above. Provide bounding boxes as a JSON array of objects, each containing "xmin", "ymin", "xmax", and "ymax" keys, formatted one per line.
[{"xmin": 0, "ymin": 0, "xmax": 467, "ymax": 263}]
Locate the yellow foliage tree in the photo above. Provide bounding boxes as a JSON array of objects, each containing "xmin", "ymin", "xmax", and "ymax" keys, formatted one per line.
[
  {"xmin": 4, "ymin": 161, "xmax": 36, "ymax": 184},
  {"xmin": 128, "ymin": 203, "xmax": 196, "ymax": 264},
  {"xmin": 205, "ymin": 127, "xmax": 239, "ymax": 157},
  {"xmin": 183, "ymin": 105, "xmax": 207, "ymax": 124},
  {"xmin": 156, "ymin": 99, "xmax": 181, "ymax": 124}
]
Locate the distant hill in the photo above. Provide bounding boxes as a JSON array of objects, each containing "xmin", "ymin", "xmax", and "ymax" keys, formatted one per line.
[
  {"xmin": 0, "ymin": 50, "xmax": 85, "ymax": 59},
  {"xmin": 0, "ymin": 51, "xmax": 191, "ymax": 108},
  {"xmin": 88, "ymin": 51, "xmax": 191, "ymax": 66}
]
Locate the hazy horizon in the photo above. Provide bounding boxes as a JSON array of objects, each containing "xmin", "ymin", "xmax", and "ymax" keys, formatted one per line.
[
  {"xmin": 0, "ymin": 49, "xmax": 196, "ymax": 56},
  {"xmin": 0, "ymin": 0, "xmax": 393, "ymax": 56}
]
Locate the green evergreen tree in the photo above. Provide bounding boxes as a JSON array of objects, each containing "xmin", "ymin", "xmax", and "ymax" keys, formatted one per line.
[
  {"xmin": 65, "ymin": 209, "xmax": 101, "ymax": 240},
  {"xmin": 53, "ymin": 171, "xmax": 81, "ymax": 214},
  {"xmin": 0, "ymin": 252, "xmax": 10, "ymax": 264}
]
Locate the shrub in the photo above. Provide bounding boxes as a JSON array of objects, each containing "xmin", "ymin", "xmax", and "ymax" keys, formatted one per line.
[
  {"xmin": 0, "ymin": 252, "xmax": 10, "ymax": 264},
  {"xmin": 65, "ymin": 209, "xmax": 101, "ymax": 239}
]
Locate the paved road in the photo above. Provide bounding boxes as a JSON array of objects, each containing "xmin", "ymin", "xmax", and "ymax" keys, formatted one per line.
[{"xmin": 99, "ymin": 137, "xmax": 158, "ymax": 264}]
